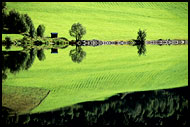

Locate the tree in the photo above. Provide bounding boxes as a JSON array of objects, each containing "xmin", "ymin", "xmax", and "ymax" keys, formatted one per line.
[
  {"xmin": 23, "ymin": 14, "xmax": 36, "ymax": 38},
  {"xmin": 7, "ymin": 9, "xmax": 21, "ymax": 33},
  {"xmin": 134, "ymin": 29, "xmax": 147, "ymax": 56},
  {"xmin": 37, "ymin": 24, "xmax": 45, "ymax": 37},
  {"xmin": 29, "ymin": 23, "xmax": 35, "ymax": 38},
  {"xmin": 17, "ymin": 15, "xmax": 29, "ymax": 33},
  {"xmin": 2, "ymin": 5, "xmax": 8, "ymax": 29},
  {"xmin": 69, "ymin": 22, "xmax": 86, "ymax": 42},
  {"xmin": 6, "ymin": 9, "xmax": 29, "ymax": 33},
  {"xmin": 23, "ymin": 14, "xmax": 34, "ymax": 33},
  {"xmin": 2, "ymin": 2, "xmax": 6, "ymax": 10}
]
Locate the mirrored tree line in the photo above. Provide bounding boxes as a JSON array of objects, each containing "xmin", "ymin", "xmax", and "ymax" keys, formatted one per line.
[
  {"xmin": 2, "ymin": 48, "xmax": 46, "ymax": 81},
  {"xmin": 2, "ymin": 44, "xmax": 87, "ymax": 81}
]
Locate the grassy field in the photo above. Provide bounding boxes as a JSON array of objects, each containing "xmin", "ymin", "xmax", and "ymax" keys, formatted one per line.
[
  {"xmin": 2, "ymin": 34, "xmax": 24, "ymax": 41},
  {"xmin": 2, "ymin": 85, "xmax": 49, "ymax": 115},
  {"xmin": 5, "ymin": 2, "xmax": 188, "ymax": 41},
  {"xmin": 3, "ymin": 45, "xmax": 188, "ymax": 113},
  {"xmin": 2, "ymin": 45, "xmax": 24, "ymax": 51}
]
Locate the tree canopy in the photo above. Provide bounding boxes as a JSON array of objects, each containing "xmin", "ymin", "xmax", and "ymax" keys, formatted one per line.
[
  {"xmin": 69, "ymin": 22, "xmax": 86, "ymax": 42},
  {"xmin": 37, "ymin": 24, "xmax": 45, "ymax": 37}
]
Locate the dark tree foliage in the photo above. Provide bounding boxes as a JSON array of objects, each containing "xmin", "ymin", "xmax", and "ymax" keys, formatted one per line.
[
  {"xmin": 134, "ymin": 29, "xmax": 147, "ymax": 56},
  {"xmin": 2, "ymin": 47, "xmax": 46, "ymax": 81},
  {"xmin": 3, "ymin": 87, "xmax": 188, "ymax": 126},
  {"xmin": 24, "ymin": 48, "xmax": 37, "ymax": 70},
  {"xmin": 17, "ymin": 15, "xmax": 29, "ymax": 33},
  {"xmin": 69, "ymin": 45, "xmax": 86, "ymax": 63},
  {"xmin": 29, "ymin": 23, "xmax": 36, "ymax": 38},
  {"xmin": 6, "ymin": 10, "xmax": 20, "ymax": 33},
  {"xmin": 4, "ymin": 9, "xmax": 35, "ymax": 36},
  {"xmin": 23, "ymin": 14, "xmax": 34, "ymax": 33},
  {"xmin": 37, "ymin": 24, "xmax": 45, "ymax": 37},
  {"xmin": 5, "ymin": 37, "xmax": 12, "ymax": 50},
  {"xmin": 6, "ymin": 10, "xmax": 28, "ymax": 33},
  {"xmin": 37, "ymin": 49, "xmax": 46, "ymax": 61},
  {"xmin": 69, "ymin": 22, "xmax": 86, "ymax": 42},
  {"xmin": 2, "ymin": 2, "xmax": 6, "ymax": 9},
  {"xmin": 2, "ymin": 54, "xmax": 7, "ymax": 81},
  {"xmin": 2, "ymin": 9, "xmax": 8, "ymax": 28},
  {"xmin": 3, "ymin": 51, "xmax": 28, "ymax": 74}
]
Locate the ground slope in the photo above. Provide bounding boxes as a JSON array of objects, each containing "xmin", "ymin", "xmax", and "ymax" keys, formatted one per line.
[
  {"xmin": 5, "ymin": 2, "xmax": 188, "ymax": 41},
  {"xmin": 3, "ymin": 45, "xmax": 188, "ymax": 113}
]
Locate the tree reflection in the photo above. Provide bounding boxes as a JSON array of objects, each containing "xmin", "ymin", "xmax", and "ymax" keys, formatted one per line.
[
  {"xmin": 5, "ymin": 43, "xmax": 12, "ymax": 50},
  {"xmin": 2, "ymin": 51, "xmax": 28, "ymax": 74},
  {"xmin": 24, "ymin": 48, "xmax": 37, "ymax": 70},
  {"xmin": 69, "ymin": 45, "xmax": 86, "ymax": 63},
  {"xmin": 37, "ymin": 48, "xmax": 46, "ymax": 61},
  {"xmin": 2, "ymin": 48, "xmax": 41, "ymax": 81},
  {"xmin": 4, "ymin": 37, "xmax": 13, "ymax": 50}
]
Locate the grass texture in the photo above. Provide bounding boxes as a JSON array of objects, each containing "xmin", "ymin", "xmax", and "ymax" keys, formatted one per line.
[
  {"xmin": 5, "ymin": 2, "xmax": 188, "ymax": 41},
  {"xmin": 3, "ymin": 45, "xmax": 188, "ymax": 113}
]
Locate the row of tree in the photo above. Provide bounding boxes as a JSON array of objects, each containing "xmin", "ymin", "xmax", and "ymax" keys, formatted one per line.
[
  {"xmin": 2, "ymin": 48, "xmax": 46, "ymax": 81},
  {"xmin": 2, "ymin": 2, "xmax": 146, "ymax": 56},
  {"xmin": 69, "ymin": 22, "xmax": 147, "ymax": 56},
  {"xmin": 3, "ymin": 87, "xmax": 188, "ymax": 126},
  {"xmin": 2, "ymin": 2, "xmax": 45, "ymax": 38}
]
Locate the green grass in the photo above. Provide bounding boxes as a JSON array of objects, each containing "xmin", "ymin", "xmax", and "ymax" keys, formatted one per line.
[
  {"xmin": 2, "ymin": 34, "xmax": 23, "ymax": 41},
  {"xmin": 2, "ymin": 45, "xmax": 24, "ymax": 51},
  {"xmin": 3, "ymin": 45, "xmax": 188, "ymax": 113},
  {"xmin": 2, "ymin": 85, "xmax": 49, "ymax": 115},
  {"xmin": 5, "ymin": 2, "xmax": 188, "ymax": 41}
]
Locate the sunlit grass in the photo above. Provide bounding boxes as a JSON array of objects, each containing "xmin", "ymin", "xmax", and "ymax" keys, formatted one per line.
[
  {"xmin": 2, "ymin": 45, "xmax": 23, "ymax": 51},
  {"xmin": 6, "ymin": 2, "xmax": 188, "ymax": 41},
  {"xmin": 3, "ymin": 45, "xmax": 188, "ymax": 113},
  {"xmin": 2, "ymin": 34, "xmax": 23, "ymax": 41}
]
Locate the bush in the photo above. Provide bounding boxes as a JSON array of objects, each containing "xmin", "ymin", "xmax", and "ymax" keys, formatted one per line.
[{"xmin": 37, "ymin": 24, "xmax": 45, "ymax": 37}]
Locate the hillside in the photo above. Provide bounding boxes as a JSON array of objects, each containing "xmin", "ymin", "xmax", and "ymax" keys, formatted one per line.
[
  {"xmin": 3, "ymin": 45, "xmax": 188, "ymax": 113},
  {"xmin": 6, "ymin": 2, "xmax": 188, "ymax": 41}
]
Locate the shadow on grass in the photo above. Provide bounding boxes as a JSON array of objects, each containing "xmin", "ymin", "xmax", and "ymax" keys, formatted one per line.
[{"xmin": 2, "ymin": 86, "xmax": 189, "ymax": 126}]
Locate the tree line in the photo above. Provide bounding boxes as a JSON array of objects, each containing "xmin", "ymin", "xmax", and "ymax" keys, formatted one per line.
[
  {"xmin": 2, "ymin": 87, "xmax": 188, "ymax": 126},
  {"xmin": 2, "ymin": 2, "xmax": 45, "ymax": 38},
  {"xmin": 2, "ymin": 2, "xmax": 146, "ymax": 56},
  {"xmin": 2, "ymin": 48, "xmax": 45, "ymax": 81}
]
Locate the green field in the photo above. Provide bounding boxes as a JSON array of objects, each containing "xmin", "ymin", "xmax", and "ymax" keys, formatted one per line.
[
  {"xmin": 3, "ymin": 45, "xmax": 188, "ymax": 113},
  {"xmin": 2, "ymin": 34, "xmax": 24, "ymax": 41},
  {"xmin": 5, "ymin": 2, "xmax": 188, "ymax": 41},
  {"xmin": 2, "ymin": 2, "xmax": 188, "ymax": 114},
  {"xmin": 2, "ymin": 45, "xmax": 24, "ymax": 51}
]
